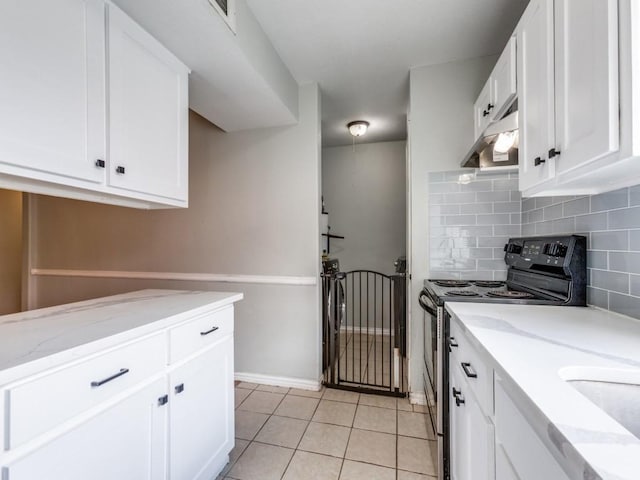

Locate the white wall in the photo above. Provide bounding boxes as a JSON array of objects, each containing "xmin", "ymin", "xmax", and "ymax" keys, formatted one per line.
[
  {"xmin": 28, "ymin": 84, "xmax": 322, "ymax": 384},
  {"xmin": 322, "ymin": 141, "xmax": 406, "ymax": 274},
  {"xmin": 407, "ymin": 56, "xmax": 497, "ymax": 394},
  {"xmin": 0, "ymin": 189, "xmax": 22, "ymax": 314}
]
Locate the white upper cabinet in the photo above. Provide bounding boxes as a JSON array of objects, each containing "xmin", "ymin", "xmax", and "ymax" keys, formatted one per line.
[
  {"xmin": 517, "ymin": 0, "xmax": 640, "ymax": 197},
  {"xmin": 554, "ymin": 0, "xmax": 619, "ymax": 175},
  {"xmin": 107, "ymin": 4, "xmax": 188, "ymax": 202},
  {"xmin": 491, "ymin": 37, "xmax": 518, "ymax": 122},
  {"xmin": 474, "ymin": 79, "xmax": 494, "ymax": 140},
  {"xmin": 517, "ymin": 0, "xmax": 556, "ymax": 192},
  {"xmin": 473, "ymin": 37, "xmax": 517, "ymax": 140},
  {"xmin": 0, "ymin": 0, "xmax": 189, "ymax": 209},
  {"xmin": 0, "ymin": 0, "xmax": 106, "ymax": 184}
]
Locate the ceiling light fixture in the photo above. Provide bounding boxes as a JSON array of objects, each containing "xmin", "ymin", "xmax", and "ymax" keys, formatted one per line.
[{"xmin": 347, "ymin": 120, "xmax": 370, "ymax": 137}]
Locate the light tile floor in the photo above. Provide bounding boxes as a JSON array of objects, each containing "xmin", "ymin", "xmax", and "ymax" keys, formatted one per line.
[{"xmin": 219, "ymin": 382, "xmax": 437, "ymax": 480}]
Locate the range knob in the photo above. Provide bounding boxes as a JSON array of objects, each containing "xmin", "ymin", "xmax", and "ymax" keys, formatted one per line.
[
  {"xmin": 504, "ymin": 243, "xmax": 522, "ymax": 254},
  {"xmin": 545, "ymin": 243, "xmax": 567, "ymax": 257}
]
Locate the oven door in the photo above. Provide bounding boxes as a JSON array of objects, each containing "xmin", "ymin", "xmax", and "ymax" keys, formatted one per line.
[{"xmin": 419, "ymin": 289, "xmax": 438, "ymax": 436}]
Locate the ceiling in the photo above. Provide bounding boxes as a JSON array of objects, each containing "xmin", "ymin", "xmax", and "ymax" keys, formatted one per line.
[{"xmin": 246, "ymin": 0, "xmax": 529, "ymax": 147}]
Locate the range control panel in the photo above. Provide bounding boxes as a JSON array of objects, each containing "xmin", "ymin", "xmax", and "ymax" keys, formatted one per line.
[{"xmin": 503, "ymin": 235, "xmax": 586, "ymax": 272}]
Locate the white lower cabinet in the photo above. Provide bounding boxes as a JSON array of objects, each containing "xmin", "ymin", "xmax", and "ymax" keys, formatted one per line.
[
  {"xmin": 450, "ymin": 316, "xmax": 571, "ymax": 480},
  {"xmin": 494, "ymin": 375, "xmax": 570, "ymax": 480},
  {"xmin": 3, "ymin": 378, "xmax": 167, "ymax": 480},
  {"xmin": 169, "ymin": 336, "xmax": 234, "ymax": 480},
  {"xmin": 0, "ymin": 305, "xmax": 235, "ymax": 480},
  {"xmin": 449, "ymin": 344, "xmax": 494, "ymax": 480}
]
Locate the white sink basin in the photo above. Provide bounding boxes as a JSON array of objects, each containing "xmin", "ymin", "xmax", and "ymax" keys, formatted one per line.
[{"xmin": 560, "ymin": 367, "xmax": 640, "ymax": 440}]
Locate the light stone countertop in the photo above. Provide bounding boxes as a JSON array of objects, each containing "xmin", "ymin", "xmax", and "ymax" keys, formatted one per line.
[
  {"xmin": 446, "ymin": 302, "xmax": 640, "ymax": 480},
  {"xmin": 0, "ymin": 289, "xmax": 243, "ymax": 385}
]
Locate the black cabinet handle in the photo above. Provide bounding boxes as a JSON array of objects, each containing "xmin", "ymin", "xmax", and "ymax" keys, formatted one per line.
[
  {"xmin": 452, "ymin": 387, "xmax": 465, "ymax": 406},
  {"xmin": 158, "ymin": 395, "xmax": 169, "ymax": 406},
  {"xmin": 116, "ymin": 166, "xmax": 125, "ymax": 174},
  {"xmin": 548, "ymin": 148, "xmax": 561, "ymax": 158},
  {"xmin": 449, "ymin": 337, "xmax": 458, "ymax": 352},
  {"xmin": 95, "ymin": 159, "xmax": 105, "ymax": 168},
  {"xmin": 91, "ymin": 368, "xmax": 129, "ymax": 387},
  {"xmin": 534, "ymin": 157, "xmax": 546, "ymax": 167},
  {"xmin": 487, "ymin": 103, "xmax": 494, "ymax": 110},
  {"xmin": 175, "ymin": 383, "xmax": 185, "ymax": 394},
  {"xmin": 461, "ymin": 362, "xmax": 478, "ymax": 378},
  {"xmin": 482, "ymin": 110, "xmax": 490, "ymax": 117},
  {"xmin": 200, "ymin": 326, "xmax": 219, "ymax": 336}
]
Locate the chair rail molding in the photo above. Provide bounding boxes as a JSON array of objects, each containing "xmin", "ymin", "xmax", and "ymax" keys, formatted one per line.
[{"xmin": 30, "ymin": 268, "xmax": 317, "ymax": 286}]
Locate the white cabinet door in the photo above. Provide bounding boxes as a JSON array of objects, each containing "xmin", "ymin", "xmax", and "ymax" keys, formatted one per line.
[
  {"xmin": 474, "ymin": 79, "xmax": 494, "ymax": 139},
  {"xmin": 496, "ymin": 444, "xmax": 521, "ymax": 480},
  {"xmin": 0, "ymin": 0, "xmax": 106, "ymax": 184},
  {"xmin": 554, "ymin": 0, "xmax": 619, "ymax": 175},
  {"xmin": 169, "ymin": 335, "xmax": 234, "ymax": 480},
  {"xmin": 2, "ymin": 379, "xmax": 167, "ymax": 480},
  {"xmin": 518, "ymin": 0, "xmax": 556, "ymax": 192},
  {"xmin": 107, "ymin": 4, "xmax": 189, "ymax": 201},
  {"xmin": 492, "ymin": 37, "xmax": 517, "ymax": 121}
]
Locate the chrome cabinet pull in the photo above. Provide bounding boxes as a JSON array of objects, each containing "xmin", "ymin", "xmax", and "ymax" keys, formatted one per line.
[
  {"xmin": 158, "ymin": 395, "xmax": 169, "ymax": 406},
  {"xmin": 200, "ymin": 326, "xmax": 219, "ymax": 336},
  {"xmin": 91, "ymin": 368, "xmax": 129, "ymax": 387},
  {"xmin": 461, "ymin": 362, "xmax": 477, "ymax": 378},
  {"xmin": 175, "ymin": 383, "xmax": 185, "ymax": 394}
]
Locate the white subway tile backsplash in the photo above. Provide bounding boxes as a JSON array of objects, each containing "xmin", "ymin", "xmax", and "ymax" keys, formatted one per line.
[
  {"xmin": 631, "ymin": 186, "xmax": 640, "ymax": 206},
  {"xmin": 575, "ymin": 212, "xmax": 607, "ymax": 231},
  {"xmin": 609, "ymin": 251, "xmax": 640, "ymax": 274},
  {"xmin": 477, "ymin": 191, "xmax": 511, "ymax": 202},
  {"xmin": 587, "ymin": 251, "xmax": 608, "ymax": 270},
  {"xmin": 609, "ymin": 292, "xmax": 640, "ymax": 318},
  {"xmin": 591, "ymin": 270, "xmax": 629, "ymax": 294},
  {"xmin": 630, "ymin": 230, "xmax": 640, "ymax": 251},
  {"xmin": 520, "ymin": 186, "xmax": 640, "ymax": 320},
  {"xmin": 477, "ymin": 213, "xmax": 511, "ymax": 225},
  {"xmin": 562, "ymin": 197, "xmax": 590, "ymax": 217},
  {"xmin": 544, "ymin": 204, "xmax": 564, "ymax": 221},
  {"xmin": 494, "ymin": 202, "xmax": 521, "ymax": 213},
  {"xmin": 591, "ymin": 231, "xmax": 629, "ymax": 251},
  {"xmin": 428, "ymin": 170, "xmax": 520, "ymax": 280},
  {"xmin": 609, "ymin": 206, "xmax": 640, "ymax": 229},
  {"xmin": 591, "ymin": 189, "xmax": 629, "ymax": 212},
  {"xmin": 493, "ymin": 224, "xmax": 520, "ymax": 236},
  {"xmin": 587, "ymin": 287, "xmax": 609, "ymax": 309},
  {"xmin": 460, "ymin": 203, "xmax": 493, "ymax": 214}
]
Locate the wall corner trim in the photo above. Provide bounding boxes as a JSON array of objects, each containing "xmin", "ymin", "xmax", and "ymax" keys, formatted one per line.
[{"xmin": 30, "ymin": 269, "xmax": 317, "ymax": 286}]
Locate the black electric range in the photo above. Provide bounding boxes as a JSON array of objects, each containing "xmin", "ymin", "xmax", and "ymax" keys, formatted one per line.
[{"xmin": 419, "ymin": 235, "xmax": 587, "ymax": 480}]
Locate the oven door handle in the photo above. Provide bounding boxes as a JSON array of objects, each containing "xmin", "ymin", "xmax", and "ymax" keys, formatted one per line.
[{"xmin": 418, "ymin": 291, "xmax": 437, "ymax": 317}]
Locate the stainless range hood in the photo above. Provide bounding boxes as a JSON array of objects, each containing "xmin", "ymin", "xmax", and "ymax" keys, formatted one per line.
[{"xmin": 461, "ymin": 112, "xmax": 519, "ymax": 170}]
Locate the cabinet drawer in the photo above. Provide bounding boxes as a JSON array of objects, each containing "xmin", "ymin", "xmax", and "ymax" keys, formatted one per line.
[
  {"xmin": 449, "ymin": 319, "xmax": 492, "ymax": 416},
  {"xmin": 169, "ymin": 306, "xmax": 233, "ymax": 364},
  {"xmin": 4, "ymin": 333, "xmax": 165, "ymax": 450}
]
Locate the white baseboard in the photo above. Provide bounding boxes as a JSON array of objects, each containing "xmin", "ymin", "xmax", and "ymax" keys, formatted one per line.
[
  {"xmin": 235, "ymin": 372, "xmax": 322, "ymax": 391},
  {"xmin": 409, "ymin": 391, "xmax": 427, "ymax": 405},
  {"xmin": 339, "ymin": 326, "xmax": 391, "ymax": 336}
]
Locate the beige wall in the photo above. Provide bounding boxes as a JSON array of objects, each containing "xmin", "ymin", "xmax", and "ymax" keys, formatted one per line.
[
  {"xmin": 0, "ymin": 189, "xmax": 22, "ymax": 315},
  {"xmin": 407, "ymin": 56, "xmax": 497, "ymax": 394},
  {"xmin": 28, "ymin": 84, "xmax": 322, "ymax": 382},
  {"xmin": 322, "ymin": 141, "xmax": 406, "ymax": 275}
]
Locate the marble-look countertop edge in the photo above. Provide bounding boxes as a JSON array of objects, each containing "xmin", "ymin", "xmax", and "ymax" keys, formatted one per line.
[
  {"xmin": 445, "ymin": 302, "xmax": 640, "ymax": 480},
  {"xmin": 0, "ymin": 290, "xmax": 243, "ymax": 386}
]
